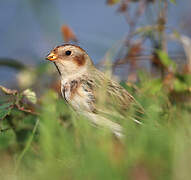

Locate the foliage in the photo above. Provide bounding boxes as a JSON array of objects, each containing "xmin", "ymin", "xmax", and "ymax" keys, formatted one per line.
[
  {"xmin": 0, "ymin": 67, "xmax": 191, "ymax": 179},
  {"xmin": 0, "ymin": 0, "xmax": 191, "ymax": 179}
]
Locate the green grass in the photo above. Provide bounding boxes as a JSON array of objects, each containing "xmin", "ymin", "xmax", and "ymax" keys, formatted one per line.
[{"xmin": 0, "ymin": 73, "xmax": 191, "ymax": 180}]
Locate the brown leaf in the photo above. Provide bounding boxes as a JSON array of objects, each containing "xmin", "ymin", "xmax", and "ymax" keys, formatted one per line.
[
  {"xmin": 169, "ymin": 90, "xmax": 191, "ymax": 104},
  {"xmin": 163, "ymin": 72, "xmax": 174, "ymax": 91},
  {"xmin": 107, "ymin": 0, "xmax": 121, "ymax": 6},
  {"xmin": 127, "ymin": 72, "xmax": 138, "ymax": 83},
  {"xmin": 128, "ymin": 42, "xmax": 142, "ymax": 57},
  {"xmin": 0, "ymin": 86, "xmax": 17, "ymax": 95},
  {"xmin": 61, "ymin": 25, "xmax": 78, "ymax": 43},
  {"xmin": 127, "ymin": 42, "xmax": 143, "ymax": 67},
  {"xmin": 157, "ymin": 17, "xmax": 166, "ymax": 32},
  {"xmin": 183, "ymin": 64, "xmax": 191, "ymax": 74},
  {"xmin": 117, "ymin": 1, "xmax": 128, "ymax": 13},
  {"xmin": 151, "ymin": 53, "xmax": 165, "ymax": 69}
]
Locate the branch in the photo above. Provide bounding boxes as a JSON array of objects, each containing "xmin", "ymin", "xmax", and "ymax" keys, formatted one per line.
[{"xmin": 0, "ymin": 58, "xmax": 26, "ymax": 70}]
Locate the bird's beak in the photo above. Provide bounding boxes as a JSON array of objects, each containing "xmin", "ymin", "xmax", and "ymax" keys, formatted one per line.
[{"xmin": 45, "ymin": 52, "xmax": 58, "ymax": 61}]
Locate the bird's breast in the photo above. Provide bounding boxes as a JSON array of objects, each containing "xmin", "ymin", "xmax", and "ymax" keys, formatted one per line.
[
  {"xmin": 61, "ymin": 79, "xmax": 91, "ymax": 112},
  {"xmin": 61, "ymin": 80, "xmax": 78, "ymax": 101}
]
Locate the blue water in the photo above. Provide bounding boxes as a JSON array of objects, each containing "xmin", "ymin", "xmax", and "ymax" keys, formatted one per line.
[{"xmin": 0, "ymin": 0, "xmax": 190, "ymax": 86}]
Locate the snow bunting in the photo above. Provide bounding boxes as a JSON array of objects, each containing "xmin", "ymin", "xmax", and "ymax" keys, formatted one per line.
[{"xmin": 46, "ymin": 44, "xmax": 143, "ymax": 137}]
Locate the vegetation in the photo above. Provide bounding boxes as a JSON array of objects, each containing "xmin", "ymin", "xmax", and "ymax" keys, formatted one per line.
[{"xmin": 0, "ymin": 0, "xmax": 191, "ymax": 179}]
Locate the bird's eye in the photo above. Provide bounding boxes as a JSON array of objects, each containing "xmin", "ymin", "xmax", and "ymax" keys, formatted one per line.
[{"xmin": 65, "ymin": 50, "xmax": 71, "ymax": 56}]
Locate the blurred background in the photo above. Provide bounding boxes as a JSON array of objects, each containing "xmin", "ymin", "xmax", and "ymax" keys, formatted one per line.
[
  {"xmin": 1, "ymin": 1, "xmax": 191, "ymax": 179},
  {"xmin": 1, "ymin": 0, "xmax": 191, "ymax": 86}
]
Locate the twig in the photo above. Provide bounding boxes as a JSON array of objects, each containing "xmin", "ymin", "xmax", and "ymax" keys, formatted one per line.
[
  {"xmin": 0, "ymin": 85, "xmax": 18, "ymax": 95},
  {"xmin": 0, "ymin": 58, "xmax": 26, "ymax": 70},
  {"xmin": 15, "ymin": 104, "xmax": 39, "ymax": 116}
]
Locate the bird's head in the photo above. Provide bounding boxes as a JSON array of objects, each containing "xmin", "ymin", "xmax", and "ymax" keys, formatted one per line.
[{"xmin": 46, "ymin": 44, "xmax": 94, "ymax": 77}]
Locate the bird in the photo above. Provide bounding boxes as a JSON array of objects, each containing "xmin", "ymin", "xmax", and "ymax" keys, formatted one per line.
[{"xmin": 45, "ymin": 44, "xmax": 144, "ymax": 137}]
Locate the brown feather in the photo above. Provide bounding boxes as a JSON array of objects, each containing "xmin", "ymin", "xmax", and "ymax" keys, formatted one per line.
[{"xmin": 73, "ymin": 54, "xmax": 85, "ymax": 66}]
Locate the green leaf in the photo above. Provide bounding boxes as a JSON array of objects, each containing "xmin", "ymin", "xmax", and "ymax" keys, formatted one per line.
[
  {"xmin": 0, "ymin": 102, "xmax": 13, "ymax": 110},
  {"xmin": 0, "ymin": 129, "xmax": 16, "ymax": 149},
  {"xmin": 173, "ymin": 79, "xmax": 188, "ymax": 92},
  {"xmin": 147, "ymin": 79, "xmax": 163, "ymax": 95},
  {"xmin": 0, "ymin": 102, "xmax": 13, "ymax": 119},
  {"xmin": 182, "ymin": 74, "xmax": 191, "ymax": 86},
  {"xmin": 0, "ymin": 109, "xmax": 11, "ymax": 119},
  {"xmin": 169, "ymin": 0, "xmax": 176, "ymax": 4},
  {"xmin": 157, "ymin": 50, "xmax": 177, "ymax": 71}
]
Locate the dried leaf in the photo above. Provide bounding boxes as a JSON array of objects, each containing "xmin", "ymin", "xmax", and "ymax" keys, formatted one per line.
[
  {"xmin": 128, "ymin": 42, "xmax": 143, "ymax": 68},
  {"xmin": 134, "ymin": 26, "xmax": 155, "ymax": 36},
  {"xmin": 0, "ymin": 86, "xmax": 17, "ymax": 95},
  {"xmin": 128, "ymin": 42, "xmax": 142, "ymax": 57},
  {"xmin": 169, "ymin": 90, "xmax": 191, "ymax": 104},
  {"xmin": 117, "ymin": 1, "xmax": 127, "ymax": 13},
  {"xmin": 163, "ymin": 73, "xmax": 174, "ymax": 91},
  {"xmin": 127, "ymin": 72, "xmax": 138, "ymax": 83},
  {"xmin": 183, "ymin": 64, "xmax": 191, "ymax": 74},
  {"xmin": 107, "ymin": 0, "xmax": 121, "ymax": 6},
  {"xmin": 151, "ymin": 52, "xmax": 164, "ymax": 71},
  {"xmin": 61, "ymin": 25, "xmax": 77, "ymax": 43}
]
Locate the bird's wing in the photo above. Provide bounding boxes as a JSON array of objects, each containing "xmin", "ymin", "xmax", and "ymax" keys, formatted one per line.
[
  {"xmin": 106, "ymin": 80, "xmax": 144, "ymax": 122},
  {"xmin": 76, "ymin": 73, "xmax": 144, "ymax": 137},
  {"xmin": 86, "ymin": 70, "xmax": 144, "ymax": 121},
  {"xmin": 81, "ymin": 73, "xmax": 143, "ymax": 124}
]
